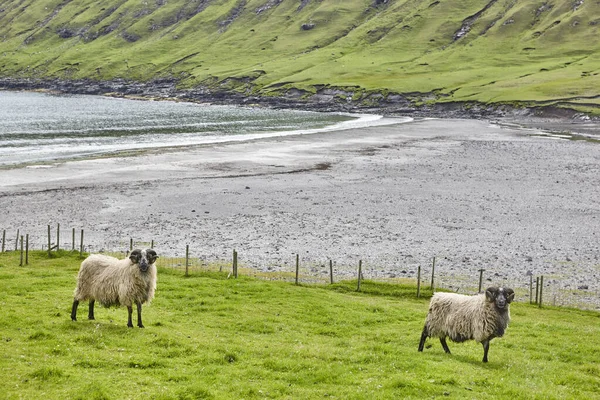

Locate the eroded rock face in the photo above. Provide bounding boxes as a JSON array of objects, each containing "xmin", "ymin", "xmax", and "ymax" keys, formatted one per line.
[
  {"xmin": 298, "ymin": 0, "xmax": 311, "ymax": 12},
  {"xmin": 256, "ymin": 0, "xmax": 283, "ymax": 15},
  {"xmin": 453, "ymin": 0, "xmax": 499, "ymax": 41}
]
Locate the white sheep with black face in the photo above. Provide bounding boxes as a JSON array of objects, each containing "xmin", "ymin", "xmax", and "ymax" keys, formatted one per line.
[
  {"xmin": 418, "ymin": 287, "xmax": 515, "ymax": 362},
  {"xmin": 70, "ymin": 249, "xmax": 158, "ymax": 328}
]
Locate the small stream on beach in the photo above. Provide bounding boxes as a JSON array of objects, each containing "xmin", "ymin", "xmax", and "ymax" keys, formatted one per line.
[{"xmin": 0, "ymin": 91, "xmax": 401, "ymax": 167}]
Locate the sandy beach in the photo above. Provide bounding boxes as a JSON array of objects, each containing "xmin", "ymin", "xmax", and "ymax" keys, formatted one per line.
[{"xmin": 1, "ymin": 117, "xmax": 599, "ymax": 308}]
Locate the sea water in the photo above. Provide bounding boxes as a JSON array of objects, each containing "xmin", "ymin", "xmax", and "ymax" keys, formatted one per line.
[{"xmin": 0, "ymin": 91, "xmax": 393, "ymax": 167}]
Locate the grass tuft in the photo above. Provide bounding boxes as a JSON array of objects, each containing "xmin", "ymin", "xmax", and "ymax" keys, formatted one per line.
[{"xmin": 29, "ymin": 367, "xmax": 64, "ymax": 381}]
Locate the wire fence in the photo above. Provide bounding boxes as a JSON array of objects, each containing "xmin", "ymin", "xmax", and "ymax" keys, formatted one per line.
[{"xmin": 2, "ymin": 225, "xmax": 600, "ymax": 311}]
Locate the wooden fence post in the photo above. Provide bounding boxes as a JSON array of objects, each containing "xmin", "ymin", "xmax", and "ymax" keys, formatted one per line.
[
  {"xmin": 130, "ymin": 238, "xmax": 133, "ymax": 252},
  {"xmin": 56, "ymin": 223, "xmax": 60, "ymax": 252},
  {"xmin": 25, "ymin": 234, "xmax": 29, "ymax": 265},
  {"xmin": 19, "ymin": 236, "xmax": 24, "ymax": 266},
  {"xmin": 185, "ymin": 245, "xmax": 189, "ymax": 277},
  {"xmin": 47, "ymin": 225, "xmax": 51, "ymax": 256},
  {"xmin": 417, "ymin": 265, "xmax": 421, "ymax": 298},
  {"xmin": 357, "ymin": 260, "xmax": 363, "ymax": 292},
  {"xmin": 430, "ymin": 257, "xmax": 436, "ymax": 290},
  {"xmin": 151, "ymin": 240, "xmax": 154, "ymax": 249},
  {"xmin": 79, "ymin": 229, "xmax": 84, "ymax": 257},
  {"xmin": 478, "ymin": 268, "xmax": 486, "ymax": 293},
  {"xmin": 539, "ymin": 276, "xmax": 544, "ymax": 308},
  {"xmin": 233, "ymin": 249, "xmax": 238, "ymax": 278},
  {"xmin": 15, "ymin": 229, "xmax": 19, "ymax": 251},
  {"xmin": 72, "ymin": 228, "xmax": 75, "ymax": 251},
  {"xmin": 535, "ymin": 277, "xmax": 540, "ymax": 304},
  {"xmin": 329, "ymin": 259, "xmax": 334, "ymax": 284},
  {"xmin": 1, "ymin": 230, "xmax": 5, "ymax": 252},
  {"xmin": 295, "ymin": 254, "xmax": 299, "ymax": 285},
  {"xmin": 529, "ymin": 275, "xmax": 533, "ymax": 304}
]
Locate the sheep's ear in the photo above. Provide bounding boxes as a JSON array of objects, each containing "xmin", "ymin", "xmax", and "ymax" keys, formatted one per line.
[
  {"xmin": 485, "ymin": 287, "xmax": 498, "ymax": 302},
  {"xmin": 505, "ymin": 288, "xmax": 515, "ymax": 303},
  {"xmin": 147, "ymin": 249, "xmax": 158, "ymax": 263},
  {"xmin": 129, "ymin": 249, "xmax": 141, "ymax": 263}
]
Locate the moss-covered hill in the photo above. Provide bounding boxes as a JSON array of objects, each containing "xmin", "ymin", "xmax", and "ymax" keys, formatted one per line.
[{"xmin": 0, "ymin": 0, "xmax": 598, "ymax": 113}]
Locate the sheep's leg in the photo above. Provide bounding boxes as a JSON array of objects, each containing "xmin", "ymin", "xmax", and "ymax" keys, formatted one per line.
[
  {"xmin": 88, "ymin": 300, "xmax": 95, "ymax": 320},
  {"xmin": 440, "ymin": 337, "xmax": 451, "ymax": 354},
  {"xmin": 418, "ymin": 325, "xmax": 428, "ymax": 352},
  {"xmin": 71, "ymin": 299, "xmax": 79, "ymax": 321},
  {"xmin": 482, "ymin": 340, "xmax": 490, "ymax": 363},
  {"xmin": 136, "ymin": 302, "xmax": 144, "ymax": 328},
  {"xmin": 127, "ymin": 306, "xmax": 134, "ymax": 328}
]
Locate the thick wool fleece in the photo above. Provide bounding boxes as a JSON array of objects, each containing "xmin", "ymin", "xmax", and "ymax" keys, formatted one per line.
[
  {"xmin": 74, "ymin": 254, "xmax": 157, "ymax": 308},
  {"xmin": 425, "ymin": 292, "xmax": 510, "ymax": 343}
]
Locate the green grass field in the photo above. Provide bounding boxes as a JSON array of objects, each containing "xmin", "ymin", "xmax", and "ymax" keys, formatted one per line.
[
  {"xmin": 1, "ymin": 251, "xmax": 599, "ymax": 399},
  {"xmin": 0, "ymin": 0, "xmax": 598, "ymax": 114}
]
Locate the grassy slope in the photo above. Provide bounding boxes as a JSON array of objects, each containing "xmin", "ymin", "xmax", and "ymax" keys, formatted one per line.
[
  {"xmin": 1, "ymin": 251, "xmax": 600, "ymax": 399},
  {"xmin": 0, "ymin": 0, "xmax": 598, "ymax": 112}
]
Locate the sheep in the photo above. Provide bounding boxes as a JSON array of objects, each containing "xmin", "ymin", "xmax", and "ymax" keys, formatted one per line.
[
  {"xmin": 418, "ymin": 286, "xmax": 515, "ymax": 362},
  {"xmin": 70, "ymin": 249, "xmax": 158, "ymax": 328}
]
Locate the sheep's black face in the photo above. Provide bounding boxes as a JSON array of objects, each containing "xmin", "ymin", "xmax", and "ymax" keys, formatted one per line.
[
  {"xmin": 129, "ymin": 249, "xmax": 158, "ymax": 273},
  {"xmin": 485, "ymin": 287, "xmax": 515, "ymax": 310}
]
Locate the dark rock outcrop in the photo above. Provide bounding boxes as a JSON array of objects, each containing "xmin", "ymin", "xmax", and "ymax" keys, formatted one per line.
[{"xmin": 1, "ymin": 76, "xmax": 589, "ymax": 122}]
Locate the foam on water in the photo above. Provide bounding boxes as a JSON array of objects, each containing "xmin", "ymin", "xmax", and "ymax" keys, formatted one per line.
[{"xmin": 0, "ymin": 91, "xmax": 410, "ymax": 166}]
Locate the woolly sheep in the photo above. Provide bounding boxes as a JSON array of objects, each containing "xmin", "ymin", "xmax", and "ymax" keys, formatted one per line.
[
  {"xmin": 418, "ymin": 287, "xmax": 515, "ymax": 362},
  {"xmin": 70, "ymin": 249, "xmax": 158, "ymax": 328}
]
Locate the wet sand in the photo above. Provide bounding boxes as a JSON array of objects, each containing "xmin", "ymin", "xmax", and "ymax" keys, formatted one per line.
[{"xmin": 1, "ymin": 117, "xmax": 599, "ymax": 308}]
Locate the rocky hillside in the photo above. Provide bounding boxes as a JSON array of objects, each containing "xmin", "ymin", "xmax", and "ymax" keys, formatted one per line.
[{"xmin": 0, "ymin": 0, "xmax": 598, "ymax": 114}]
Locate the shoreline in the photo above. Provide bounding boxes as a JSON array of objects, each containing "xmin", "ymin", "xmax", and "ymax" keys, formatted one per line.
[
  {"xmin": 1, "ymin": 77, "xmax": 598, "ymax": 132},
  {"xmin": 2, "ymin": 116, "xmax": 600, "ymax": 309}
]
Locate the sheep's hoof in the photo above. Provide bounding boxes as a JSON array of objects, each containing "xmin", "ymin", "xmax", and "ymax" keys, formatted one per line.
[
  {"xmin": 127, "ymin": 324, "xmax": 134, "ymax": 328},
  {"xmin": 138, "ymin": 325, "xmax": 145, "ymax": 328}
]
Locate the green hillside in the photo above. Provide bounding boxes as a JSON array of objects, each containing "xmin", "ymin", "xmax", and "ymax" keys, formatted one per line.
[
  {"xmin": 1, "ymin": 251, "xmax": 600, "ymax": 399},
  {"xmin": 0, "ymin": 0, "xmax": 599, "ymax": 113}
]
